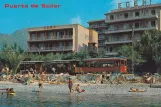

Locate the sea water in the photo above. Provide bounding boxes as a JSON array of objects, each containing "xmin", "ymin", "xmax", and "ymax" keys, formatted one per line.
[
  {"xmin": 0, "ymin": 92, "xmax": 161, "ymax": 107},
  {"xmin": 0, "ymin": 84, "xmax": 161, "ymax": 107}
]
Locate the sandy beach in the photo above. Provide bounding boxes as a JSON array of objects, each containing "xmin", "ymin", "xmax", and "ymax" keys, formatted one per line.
[{"xmin": 0, "ymin": 81, "xmax": 161, "ymax": 96}]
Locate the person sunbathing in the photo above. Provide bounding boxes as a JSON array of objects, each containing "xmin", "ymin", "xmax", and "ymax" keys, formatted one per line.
[{"xmin": 129, "ymin": 87, "xmax": 146, "ymax": 92}]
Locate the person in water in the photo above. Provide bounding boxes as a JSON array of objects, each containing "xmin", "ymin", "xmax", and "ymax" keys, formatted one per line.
[
  {"xmin": 68, "ymin": 78, "xmax": 73, "ymax": 93},
  {"xmin": 75, "ymin": 84, "xmax": 85, "ymax": 93},
  {"xmin": 76, "ymin": 84, "xmax": 81, "ymax": 93},
  {"xmin": 129, "ymin": 87, "xmax": 146, "ymax": 92},
  {"xmin": 38, "ymin": 80, "xmax": 43, "ymax": 91},
  {"xmin": 6, "ymin": 88, "xmax": 14, "ymax": 93}
]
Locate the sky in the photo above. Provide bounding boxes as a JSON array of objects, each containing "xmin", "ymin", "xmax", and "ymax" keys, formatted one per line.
[{"xmin": 0, "ymin": 0, "xmax": 160, "ymax": 34}]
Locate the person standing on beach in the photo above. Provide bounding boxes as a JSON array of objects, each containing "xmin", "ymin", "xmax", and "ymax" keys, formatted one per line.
[
  {"xmin": 68, "ymin": 78, "xmax": 73, "ymax": 93},
  {"xmin": 41, "ymin": 71, "xmax": 45, "ymax": 81}
]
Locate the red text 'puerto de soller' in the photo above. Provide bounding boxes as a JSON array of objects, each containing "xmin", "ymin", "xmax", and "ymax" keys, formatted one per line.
[{"xmin": 4, "ymin": 4, "xmax": 61, "ymax": 8}]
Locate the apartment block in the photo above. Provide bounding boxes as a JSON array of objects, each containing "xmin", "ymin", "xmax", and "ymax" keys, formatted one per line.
[
  {"xmin": 88, "ymin": 1, "xmax": 161, "ymax": 55},
  {"xmin": 27, "ymin": 24, "xmax": 98, "ymax": 55},
  {"xmin": 88, "ymin": 19, "xmax": 108, "ymax": 48}
]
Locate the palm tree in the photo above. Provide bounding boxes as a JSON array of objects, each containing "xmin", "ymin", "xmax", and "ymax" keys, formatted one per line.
[{"xmin": 0, "ymin": 43, "xmax": 26, "ymax": 74}]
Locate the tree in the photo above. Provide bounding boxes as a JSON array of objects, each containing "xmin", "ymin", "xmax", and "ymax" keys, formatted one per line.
[
  {"xmin": 136, "ymin": 30, "xmax": 161, "ymax": 73},
  {"xmin": 0, "ymin": 43, "xmax": 26, "ymax": 74},
  {"xmin": 117, "ymin": 45, "xmax": 143, "ymax": 63},
  {"xmin": 137, "ymin": 30, "xmax": 161, "ymax": 61},
  {"xmin": 97, "ymin": 48, "xmax": 106, "ymax": 58}
]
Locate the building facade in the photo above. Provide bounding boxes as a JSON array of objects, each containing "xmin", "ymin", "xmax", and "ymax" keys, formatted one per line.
[
  {"xmin": 88, "ymin": 2, "xmax": 161, "ymax": 55},
  {"xmin": 88, "ymin": 19, "xmax": 108, "ymax": 49},
  {"xmin": 27, "ymin": 24, "xmax": 98, "ymax": 55}
]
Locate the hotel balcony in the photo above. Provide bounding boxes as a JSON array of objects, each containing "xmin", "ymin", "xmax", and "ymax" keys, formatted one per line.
[
  {"xmin": 98, "ymin": 43, "xmax": 104, "ymax": 47},
  {"xmin": 105, "ymin": 26, "xmax": 157, "ymax": 34},
  {"xmin": 106, "ymin": 14, "xmax": 158, "ymax": 23},
  {"xmin": 28, "ymin": 35, "xmax": 72, "ymax": 42},
  {"xmin": 89, "ymin": 24, "xmax": 108, "ymax": 28},
  {"xmin": 105, "ymin": 40, "xmax": 132, "ymax": 45},
  {"xmin": 105, "ymin": 52, "xmax": 117, "ymax": 55},
  {"xmin": 28, "ymin": 46, "xmax": 73, "ymax": 52},
  {"xmin": 98, "ymin": 37, "xmax": 105, "ymax": 40},
  {"xmin": 97, "ymin": 31, "xmax": 106, "ymax": 34}
]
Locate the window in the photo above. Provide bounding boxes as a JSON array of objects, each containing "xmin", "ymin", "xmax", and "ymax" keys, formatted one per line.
[
  {"xmin": 120, "ymin": 60, "xmax": 125, "ymax": 65},
  {"xmin": 151, "ymin": 9, "xmax": 156, "ymax": 15},
  {"xmin": 60, "ymin": 31, "xmax": 64, "ymax": 36},
  {"xmin": 69, "ymin": 42, "xmax": 72, "ymax": 46},
  {"xmin": 39, "ymin": 43, "xmax": 44, "ymax": 50},
  {"xmin": 56, "ymin": 32, "xmax": 60, "ymax": 38},
  {"xmin": 135, "ymin": 12, "xmax": 140, "ymax": 17},
  {"xmin": 110, "ymin": 15, "xmax": 114, "ymax": 20},
  {"xmin": 124, "ymin": 13, "xmax": 128, "ymax": 18},
  {"xmin": 31, "ymin": 33, "xmax": 35, "ymax": 40},
  {"xmin": 151, "ymin": 21, "xmax": 156, "ymax": 27},
  {"xmin": 39, "ymin": 33, "xmax": 44, "ymax": 40},
  {"xmin": 135, "ymin": 23, "xmax": 139, "ymax": 28},
  {"xmin": 69, "ymin": 31, "xmax": 73, "ymax": 35},
  {"xmin": 116, "ymin": 36, "xmax": 119, "ymax": 40},
  {"xmin": 110, "ymin": 47, "xmax": 113, "ymax": 52},
  {"xmin": 49, "ymin": 32, "xmax": 53, "ymax": 39}
]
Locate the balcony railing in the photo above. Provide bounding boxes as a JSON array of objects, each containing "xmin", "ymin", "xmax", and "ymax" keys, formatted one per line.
[
  {"xmin": 105, "ymin": 40, "xmax": 132, "ymax": 45},
  {"xmin": 29, "ymin": 35, "xmax": 72, "ymax": 41},
  {"xmin": 28, "ymin": 46, "xmax": 73, "ymax": 52},
  {"xmin": 105, "ymin": 26, "xmax": 157, "ymax": 34},
  {"xmin": 106, "ymin": 14, "xmax": 158, "ymax": 23},
  {"xmin": 89, "ymin": 24, "xmax": 107, "ymax": 28},
  {"xmin": 98, "ymin": 37, "xmax": 105, "ymax": 40},
  {"xmin": 98, "ymin": 44, "xmax": 104, "ymax": 47},
  {"xmin": 105, "ymin": 52, "xmax": 118, "ymax": 55},
  {"xmin": 97, "ymin": 31, "xmax": 106, "ymax": 34}
]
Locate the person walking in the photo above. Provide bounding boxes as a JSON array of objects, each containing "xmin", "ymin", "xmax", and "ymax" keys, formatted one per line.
[{"xmin": 68, "ymin": 78, "xmax": 73, "ymax": 93}]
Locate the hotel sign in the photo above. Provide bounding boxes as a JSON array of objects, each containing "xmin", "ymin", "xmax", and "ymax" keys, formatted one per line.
[
  {"xmin": 118, "ymin": 0, "xmax": 152, "ymax": 9},
  {"xmin": 44, "ymin": 26, "xmax": 56, "ymax": 29}
]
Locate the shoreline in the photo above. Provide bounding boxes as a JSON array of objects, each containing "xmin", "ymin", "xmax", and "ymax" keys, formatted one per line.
[{"xmin": 0, "ymin": 81, "xmax": 161, "ymax": 96}]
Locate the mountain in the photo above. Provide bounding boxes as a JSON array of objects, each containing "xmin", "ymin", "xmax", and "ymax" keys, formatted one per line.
[{"xmin": 0, "ymin": 29, "xmax": 28, "ymax": 51}]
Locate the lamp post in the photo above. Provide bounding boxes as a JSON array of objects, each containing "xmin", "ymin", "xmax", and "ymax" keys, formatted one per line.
[{"xmin": 132, "ymin": 24, "xmax": 134, "ymax": 74}]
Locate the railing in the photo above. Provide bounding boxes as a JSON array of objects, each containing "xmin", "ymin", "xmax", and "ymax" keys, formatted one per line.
[
  {"xmin": 97, "ymin": 31, "xmax": 106, "ymax": 34},
  {"xmin": 29, "ymin": 35, "xmax": 72, "ymax": 41},
  {"xmin": 106, "ymin": 26, "xmax": 157, "ymax": 34},
  {"xmin": 29, "ymin": 46, "xmax": 73, "ymax": 51},
  {"xmin": 105, "ymin": 52, "xmax": 118, "ymax": 55},
  {"xmin": 106, "ymin": 13, "xmax": 158, "ymax": 23},
  {"xmin": 98, "ymin": 44, "xmax": 104, "ymax": 47},
  {"xmin": 89, "ymin": 24, "xmax": 107, "ymax": 28},
  {"xmin": 105, "ymin": 40, "xmax": 132, "ymax": 44},
  {"xmin": 98, "ymin": 37, "xmax": 105, "ymax": 40}
]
